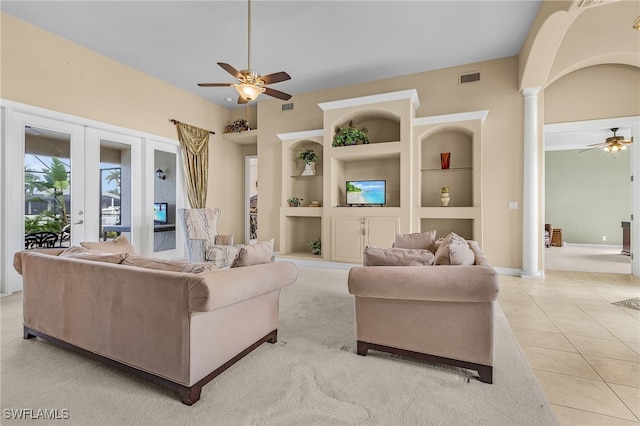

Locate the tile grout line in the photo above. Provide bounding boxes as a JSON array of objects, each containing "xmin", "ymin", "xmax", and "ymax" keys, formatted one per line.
[{"xmin": 515, "ymin": 274, "xmax": 638, "ymax": 421}]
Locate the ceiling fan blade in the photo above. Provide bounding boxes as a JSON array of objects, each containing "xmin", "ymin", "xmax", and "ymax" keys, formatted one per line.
[
  {"xmin": 197, "ymin": 82, "xmax": 233, "ymax": 87},
  {"xmin": 218, "ymin": 62, "xmax": 242, "ymax": 79},
  {"xmin": 586, "ymin": 142, "xmax": 606, "ymax": 147},
  {"xmin": 264, "ymin": 87, "xmax": 292, "ymax": 101},
  {"xmin": 261, "ymin": 71, "xmax": 291, "ymax": 85},
  {"xmin": 579, "ymin": 146, "xmax": 599, "ymax": 153},
  {"xmin": 237, "ymin": 96, "xmax": 248, "ymax": 105}
]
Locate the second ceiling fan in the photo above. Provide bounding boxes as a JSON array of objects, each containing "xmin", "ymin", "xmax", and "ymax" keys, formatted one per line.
[{"xmin": 198, "ymin": 0, "xmax": 292, "ymax": 104}]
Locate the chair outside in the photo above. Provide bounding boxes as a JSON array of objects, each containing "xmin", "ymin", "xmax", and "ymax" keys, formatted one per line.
[{"xmin": 25, "ymin": 232, "xmax": 58, "ymax": 249}]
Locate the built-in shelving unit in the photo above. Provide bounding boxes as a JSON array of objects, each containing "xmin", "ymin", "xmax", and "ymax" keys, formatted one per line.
[
  {"xmin": 413, "ymin": 110, "xmax": 488, "ymax": 242},
  {"xmin": 277, "ymin": 90, "xmax": 488, "ymax": 262},
  {"xmin": 277, "ymin": 129, "xmax": 324, "ymax": 258}
]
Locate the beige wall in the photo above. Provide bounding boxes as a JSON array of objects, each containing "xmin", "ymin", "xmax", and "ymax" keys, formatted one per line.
[
  {"xmin": 258, "ymin": 56, "xmax": 525, "ymax": 269},
  {"xmin": 544, "ymin": 64, "xmax": 640, "ymax": 123},
  {"xmin": 1, "ymin": 13, "xmax": 247, "ymax": 240}
]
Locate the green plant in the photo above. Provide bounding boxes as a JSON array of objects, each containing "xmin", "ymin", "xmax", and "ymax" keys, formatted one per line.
[
  {"xmin": 332, "ymin": 120, "xmax": 369, "ymax": 147},
  {"xmin": 225, "ymin": 118, "xmax": 250, "ymax": 133},
  {"xmin": 26, "ymin": 157, "xmax": 70, "ymax": 226},
  {"xmin": 308, "ymin": 238, "xmax": 321, "ymax": 255},
  {"xmin": 287, "ymin": 197, "xmax": 303, "ymax": 207},
  {"xmin": 297, "ymin": 149, "xmax": 317, "ymax": 164},
  {"xmin": 25, "ymin": 211, "xmax": 64, "ymax": 234}
]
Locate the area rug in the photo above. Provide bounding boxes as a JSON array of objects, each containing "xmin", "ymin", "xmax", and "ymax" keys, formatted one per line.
[
  {"xmin": 613, "ymin": 297, "xmax": 640, "ymax": 311},
  {"xmin": 0, "ymin": 265, "xmax": 557, "ymax": 425}
]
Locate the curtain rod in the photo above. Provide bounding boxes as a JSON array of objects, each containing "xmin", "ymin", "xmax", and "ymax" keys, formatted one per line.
[{"xmin": 170, "ymin": 119, "xmax": 215, "ymax": 134}]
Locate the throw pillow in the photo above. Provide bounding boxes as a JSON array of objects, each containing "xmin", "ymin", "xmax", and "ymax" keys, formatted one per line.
[
  {"xmin": 433, "ymin": 232, "xmax": 475, "ymax": 266},
  {"xmin": 122, "ymin": 254, "xmax": 217, "ymax": 274},
  {"xmin": 231, "ymin": 238, "xmax": 274, "ymax": 268},
  {"xmin": 59, "ymin": 246, "xmax": 127, "ymax": 264},
  {"xmin": 80, "ymin": 235, "xmax": 136, "ymax": 254},
  {"xmin": 363, "ymin": 246, "xmax": 435, "ymax": 266},
  {"xmin": 205, "ymin": 245, "xmax": 241, "ymax": 268},
  {"xmin": 394, "ymin": 230, "xmax": 437, "ymax": 251}
]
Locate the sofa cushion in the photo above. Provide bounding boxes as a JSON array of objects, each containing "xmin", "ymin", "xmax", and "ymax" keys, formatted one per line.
[
  {"xmin": 80, "ymin": 235, "xmax": 136, "ymax": 254},
  {"xmin": 59, "ymin": 246, "xmax": 127, "ymax": 264},
  {"xmin": 364, "ymin": 246, "xmax": 435, "ymax": 266},
  {"xmin": 394, "ymin": 230, "xmax": 437, "ymax": 251},
  {"xmin": 231, "ymin": 238, "xmax": 274, "ymax": 268},
  {"xmin": 434, "ymin": 232, "xmax": 475, "ymax": 266},
  {"xmin": 122, "ymin": 254, "xmax": 217, "ymax": 274},
  {"xmin": 205, "ymin": 245, "xmax": 241, "ymax": 268}
]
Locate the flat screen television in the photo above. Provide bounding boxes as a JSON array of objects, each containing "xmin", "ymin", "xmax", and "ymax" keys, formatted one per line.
[
  {"xmin": 154, "ymin": 202, "xmax": 168, "ymax": 224},
  {"xmin": 346, "ymin": 180, "xmax": 386, "ymax": 206}
]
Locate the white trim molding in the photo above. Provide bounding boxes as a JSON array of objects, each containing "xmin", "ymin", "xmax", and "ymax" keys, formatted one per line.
[
  {"xmin": 318, "ymin": 89, "xmax": 420, "ymax": 111},
  {"xmin": 413, "ymin": 110, "xmax": 489, "ymax": 127},
  {"xmin": 276, "ymin": 129, "xmax": 323, "ymax": 141}
]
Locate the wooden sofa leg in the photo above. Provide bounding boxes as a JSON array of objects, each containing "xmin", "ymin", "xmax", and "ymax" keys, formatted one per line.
[
  {"xmin": 357, "ymin": 341, "xmax": 369, "ymax": 356},
  {"xmin": 478, "ymin": 365, "xmax": 493, "ymax": 384},
  {"xmin": 266, "ymin": 330, "xmax": 278, "ymax": 344},
  {"xmin": 23, "ymin": 327, "xmax": 36, "ymax": 339},
  {"xmin": 179, "ymin": 385, "xmax": 202, "ymax": 406}
]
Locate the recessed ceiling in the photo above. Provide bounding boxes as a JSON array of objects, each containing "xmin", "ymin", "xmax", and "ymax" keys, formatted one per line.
[{"xmin": 1, "ymin": 0, "xmax": 542, "ymax": 108}]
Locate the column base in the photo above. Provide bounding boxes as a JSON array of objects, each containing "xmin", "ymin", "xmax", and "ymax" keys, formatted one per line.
[{"xmin": 520, "ymin": 270, "xmax": 544, "ymax": 279}]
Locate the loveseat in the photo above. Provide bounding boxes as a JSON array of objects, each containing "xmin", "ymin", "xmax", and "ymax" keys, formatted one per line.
[
  {"xmin": 348, "ymin": 232, "xmax": 499, "ymax": 383},
  {"xmin": 14, "ymin": 242, "xmax": 297, "ymax": 405}
]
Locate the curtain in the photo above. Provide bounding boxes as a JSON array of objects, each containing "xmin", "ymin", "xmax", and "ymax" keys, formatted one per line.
[{"xmin": 176, "ymin": 122, "xmax": 210, "ymax": 208}]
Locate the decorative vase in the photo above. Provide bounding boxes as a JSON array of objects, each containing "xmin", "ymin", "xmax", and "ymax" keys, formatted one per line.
[
  {"xmin": 301, "ymin": 162, "xmax": 316, "ymax": 176},
  {"xmin": 440, "ymin": 187, "xmax": 451, "ymax": 207},
  {"xmin": 440, "ymin": 152, "xmax": 451, "ymax": 169},
  {"xmin": 312, "ymin": 248, "xmax": 321, "ymax": 255}
]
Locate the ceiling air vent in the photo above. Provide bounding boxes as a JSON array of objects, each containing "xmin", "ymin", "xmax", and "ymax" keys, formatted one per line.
[
  {"xmin": 459, "ymin": 72, "xmax": 480, "ymax": 85},
  {"xmin": 282, "ymin": 102, "xmax": 294, "ymax": 111}
]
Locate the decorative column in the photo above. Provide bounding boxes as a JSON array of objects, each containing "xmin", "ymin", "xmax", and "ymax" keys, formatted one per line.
[{"xmin": 521, "ymin": 87, "xmax": 543, "ymax": 278}]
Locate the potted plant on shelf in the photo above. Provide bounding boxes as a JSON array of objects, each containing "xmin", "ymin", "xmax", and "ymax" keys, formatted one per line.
[
  {"xmin": 297, "ymin": 149, "xmax": 317, "ymax": 176},
  {"xmin": 332, "ymin": 120, "xmax": 369, "ymax": 147},
  {"xmin": 308, "ymin": 238, "xmax": 321, "ymax": 255},
  {"xmin": 287, "ymin": 197, "xmax": 303, "ymax": 207},
  {"xmin": 224, "ymin": 118, "xmax": 250, "ymax": 133}
]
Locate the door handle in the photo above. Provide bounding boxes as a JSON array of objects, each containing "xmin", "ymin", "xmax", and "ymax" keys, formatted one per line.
[{"xmin": 74, "ymin": 220, "xmax": 84, "ymax": 225}]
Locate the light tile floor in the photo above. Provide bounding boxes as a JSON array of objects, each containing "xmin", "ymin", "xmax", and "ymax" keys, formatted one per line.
[{"xmin": 499, "ymin": 270, "xmax": 640, "ymax": 425}]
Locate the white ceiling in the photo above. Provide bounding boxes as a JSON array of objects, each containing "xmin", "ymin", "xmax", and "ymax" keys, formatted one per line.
[{"xmin": 2, "ymin": 0, "xmax": 541, "ymax": 108}]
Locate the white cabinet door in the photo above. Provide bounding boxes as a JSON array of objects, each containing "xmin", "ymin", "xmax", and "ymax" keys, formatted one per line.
[
  {"xmin": 331, "ymin": 216, "xmax": 365, "ymax": 263},
  {"xmin": 366, "ymin": 216, "xmax": 400, "ymax": 248},
  {"xmin": 331, "ymin": 216, "xmax": 400, "ymax": 263}
]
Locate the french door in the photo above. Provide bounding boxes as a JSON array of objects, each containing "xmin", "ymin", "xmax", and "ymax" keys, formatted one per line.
[{"xmin": 2, "ymin": 103, "xmax": 185, "ymax": 295}]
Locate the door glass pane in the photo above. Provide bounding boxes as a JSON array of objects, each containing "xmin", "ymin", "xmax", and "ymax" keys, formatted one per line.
[
  {"xmin": 154, "ymin": 150, "xmax": 176, "ymax": 252},
  {"xmin": 24, "ymin": 126, "xmax": 71, "ymax": 249},
  {"xmin": 100, "ymin": 141, "xmax": 131, "ymax": 242}
]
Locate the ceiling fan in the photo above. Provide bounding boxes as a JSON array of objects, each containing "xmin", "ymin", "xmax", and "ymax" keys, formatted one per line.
[
  {"xmin": 197, "ymin": 0, "xmax": 292, "ymax": 104},
  {"xmin": 580, "ymin": 128, "xmax": 633, "ymax": 153}
]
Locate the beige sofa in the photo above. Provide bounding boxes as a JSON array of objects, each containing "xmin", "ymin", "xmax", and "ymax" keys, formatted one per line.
[
  {"xmin": 348, "ymin": 240, "xmax": 499, "ymax": 383},
  {"xmin": 14, "ymin": 248, "xmax": 297, "ymax": 405}
]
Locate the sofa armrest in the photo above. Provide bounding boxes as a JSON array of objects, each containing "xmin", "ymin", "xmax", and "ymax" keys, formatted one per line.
[
  {"xmin": 13, "ymin": 248, "xmax": 66, "ymax": 275},
  {"xmin": 348, "ymin": 265, "xmax": 499, "ymax": 303},
  {"xmin": 188, "ymin": 261, "xmax": 298, "ymax": 312}
]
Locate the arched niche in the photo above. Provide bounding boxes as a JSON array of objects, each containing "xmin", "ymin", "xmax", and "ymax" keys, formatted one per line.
[
  {"xmin": 333, "ymin": 110, "xmax": 401, "ymax": 144},
  {"xmin": 420, "ymin": 128, "xmax": 473, "ymax": 208}
]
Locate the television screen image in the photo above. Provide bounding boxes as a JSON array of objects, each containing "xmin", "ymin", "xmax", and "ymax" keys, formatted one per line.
[
  {"xmin": 154, "ymin": 202, "xmax": 168, "ymax": 224},
  {"xmin": 346, "ymin": 180, "xmax": 386, "ymax": 206}
]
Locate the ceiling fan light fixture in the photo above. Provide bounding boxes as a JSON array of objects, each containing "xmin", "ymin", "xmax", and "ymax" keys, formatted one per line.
[
  {"xmin": 633, "ymin": 16, "xmax": 640, "ymax": 30},
  {"xmin": 236, "ymin": 83, "xmax": 264, "ymax": 101}
]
